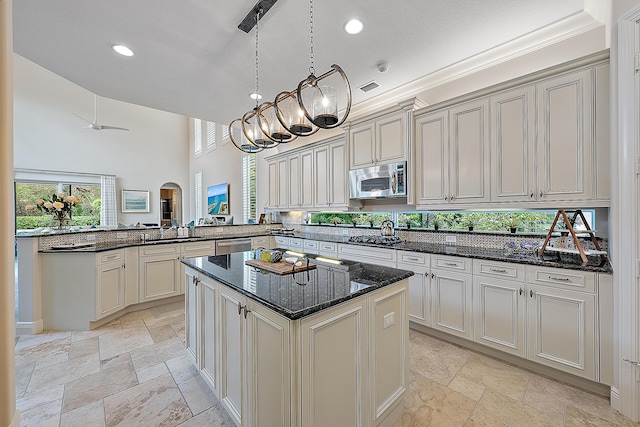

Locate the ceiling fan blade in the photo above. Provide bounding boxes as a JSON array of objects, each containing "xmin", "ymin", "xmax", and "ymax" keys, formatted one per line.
[{"xmin": 100, "ymin": 125, "xmax": 130, "ymax": 131}]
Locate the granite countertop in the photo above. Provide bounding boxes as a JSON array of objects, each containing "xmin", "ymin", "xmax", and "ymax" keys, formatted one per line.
[
  {"xmin": 39, "ymin": 233, "xmax": 270, "ymax": 253},
  {"xmin": 182, "ymin": 251, "xmax": 414, "ymax": 320},
  {"xmin": 274, "ymin": 232, "xmax": 613, "ymax": 273}
]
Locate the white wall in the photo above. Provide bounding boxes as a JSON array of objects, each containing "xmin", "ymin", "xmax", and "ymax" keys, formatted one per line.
[{"xmin": 13, "ymin": 55, "xmax": 190, "ymax": 225}]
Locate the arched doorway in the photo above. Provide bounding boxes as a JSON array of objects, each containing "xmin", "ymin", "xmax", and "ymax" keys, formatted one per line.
[{"xmin": 159, "ymin": 182, "xmax": 182, "ymax": 226}]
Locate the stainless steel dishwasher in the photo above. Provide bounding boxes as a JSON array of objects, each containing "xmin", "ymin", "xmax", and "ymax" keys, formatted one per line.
[{"xmin": 215, "ymin": 238, "xmax": 252, "ymax": 254}]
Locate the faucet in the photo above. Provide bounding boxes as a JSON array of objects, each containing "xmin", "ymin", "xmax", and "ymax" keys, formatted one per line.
[{"xmin": 159, "ymin": 225, "xmax": 176, "ymax": 239}]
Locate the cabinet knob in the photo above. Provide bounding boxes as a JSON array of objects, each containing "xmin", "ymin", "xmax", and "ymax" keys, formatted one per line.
[
  {"xmin": 519, "ymin": 288, "xmax": 523, "ymax": 296},
  {"xmin": 539, "ymin": 191, "xmax": 544, "ymax": 197},
  {"xmin": 243, "ymin": 307, "xmax": 251, "ymax": 319},
  {"xmin": 431, "ymin": 273, "xmax": 435, "ymax": 279},
  {"xmin": 444, "ymin": 195, "xmax": 448, "ymax": 201},
  {"xmin": 530, "ymin": 192, "xmax": 534, "ymax": 198},
  {"xmin": 238, "ymin": 302, "xmax": 243, "ymax": 315},
  {"xmin": 530, "ymin": 290, "xmax": 534, "ymax": 298},
  {"xmin": 450, "ymin": 195, "xmax": 455, "ymax": 200}
]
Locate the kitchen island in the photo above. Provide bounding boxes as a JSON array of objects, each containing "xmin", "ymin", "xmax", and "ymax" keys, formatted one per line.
[{"xmin": 182, "ymin": 251, "xmax": 413, "ymax": 427}]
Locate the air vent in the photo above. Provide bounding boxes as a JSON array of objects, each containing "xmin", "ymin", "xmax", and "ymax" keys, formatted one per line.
[{"xmin": 359, "ymin": 81, "xmax": 380, "ymax": 92}]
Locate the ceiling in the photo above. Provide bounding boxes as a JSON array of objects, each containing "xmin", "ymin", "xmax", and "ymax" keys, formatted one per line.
[{"xmin": 13, "ymin": 0, "xmax": 588, "ymax": 125}]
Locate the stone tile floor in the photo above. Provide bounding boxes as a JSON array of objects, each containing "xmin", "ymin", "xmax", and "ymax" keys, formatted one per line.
[{"xmin": 14, "ymin": 300, "xmax": 638, "ymax": 426}]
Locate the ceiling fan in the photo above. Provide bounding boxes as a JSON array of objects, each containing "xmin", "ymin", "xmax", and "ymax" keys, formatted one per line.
[{"xmin": 74, "ymin": 94, "xmax": 129, "ymax": 131}]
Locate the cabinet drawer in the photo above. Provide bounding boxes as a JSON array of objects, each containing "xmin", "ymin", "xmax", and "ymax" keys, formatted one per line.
[
  {"xmin": 97, "ymin": 250, "xmax": 124, "ymax": 265},
  {"xmin": 526, "ymin": 266, "xmax": 596, "ymax": 292},
  {"xmin": 288, "ymin": 238, "xmax": 303, "ymax": 249},
  {"xmin": 303, "ymin": 240, "xmax": 318, "ymax": 250},
  {"xmin": 431, "ymin": 255, "xmax": 471, "ymax": 273},
  {"xmin": 182, "ymin": 241, "xmax": 215, "ymax": 257},
  {"xmin": 397, "ymin": 251, "xmax": 428, "ymax": 266},
  {"xmin": 274, "ymin": 236, "xmax": 289, "ymax": 247},
  {"xmin": 140, "ymin": 243, "xmax": 180, "ymax": 257},
  {"xmin": 318, "ymin": 241, "xmax": 338, "ymax": 252},
  {"xmin": 338, "ymin": 244, "xmax": 396, "ymax": 265},
  {"xmin": 473, "ymin": 259, "xmax": 525, "ymax": 281},
  {"xmin": 251, "ymin": 236, "xmax": 272, "ymax": 248}
]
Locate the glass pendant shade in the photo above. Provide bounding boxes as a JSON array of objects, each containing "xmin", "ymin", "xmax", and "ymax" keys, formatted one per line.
[
  {"xmin": 274, "ymin": 90, "xmax": 319, "ymax": 137},
  {"xmin": 261, "ymin": 101, "xmax": 295, "ymax": 143},
  {"xmin": 311, "ymin": 85, "xmax": 338, "ymax": 126},
  {"xmin": 229, "ymin": 117, "xmax": 263, "ymax": 153},
  {"xmin": 242, "ymin": 107, "xmax": 278, "ymax": 149}
]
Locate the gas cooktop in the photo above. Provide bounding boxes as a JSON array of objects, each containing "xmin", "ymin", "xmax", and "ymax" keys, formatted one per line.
[{"xmin": 347, "ymin": 235, "xmax": 403, "ymax": 246}]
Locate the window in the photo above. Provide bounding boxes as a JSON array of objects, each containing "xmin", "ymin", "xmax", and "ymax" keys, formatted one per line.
[
  {"xmin": 194, "ymin": 118, "xmax": 202, "ymax": 155},
  {"xmin": 194, "ymin": 172, "xmax": 203, "ymax": 221},
  {"xmin": 242, "ymin": 154, "xmax": 257, "ymax": 223},
  {"xmin": 222, "ymin": 124, "xmax": 230, "ymax": 142},
  {"xmin": 206, "ymin": 121, "xmax": 216, "ymax": 150}
]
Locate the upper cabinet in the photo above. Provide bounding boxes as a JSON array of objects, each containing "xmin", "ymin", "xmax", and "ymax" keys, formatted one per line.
[
  {"xmin": 348, "ymin": 98, "xmax": 423, "ymax": 170},
  {"xmin": 415, "ymin": 99, "xmax": 490, "ymax": 205},
  {"xmin": 415, "ymin": 57, "xmax": 610, "ymax": 210},
  {"xmin": 349, "ymin": 111, "xmax": 406, "ymax": 169}
]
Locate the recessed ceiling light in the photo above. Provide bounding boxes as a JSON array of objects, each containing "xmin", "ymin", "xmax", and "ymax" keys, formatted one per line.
[
  {"xmin": 112, "ymin": 45, "xmax": 134, "ymax": 57},
  {"xmin": 249, "ymin": 93, "xmax": 262, "ymax": 100},
  {"xmin": 344, "ymin": 19, "xmax": 363, "ymax": 34}
]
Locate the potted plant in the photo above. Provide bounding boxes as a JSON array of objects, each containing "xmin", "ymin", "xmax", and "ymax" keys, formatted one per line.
[
  {"xmin": 463, "ymin": 214, "xmax": 478, "ymax": 231},
  {"xmin": 329, "ymin": 216, "xmax": 343, "ymax": 226},
  {"xmin": 433, "ymin": 218, "xmax": 442, "ymax": 231},
  {"xmin": 505, "ymin": 215, "xmax": 520, "ymax": 233}
]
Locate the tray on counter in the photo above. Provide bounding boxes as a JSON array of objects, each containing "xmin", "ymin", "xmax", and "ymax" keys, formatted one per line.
[{"xmin": 245, "ymin": 259, "xmax": 316, "ymax": 275}]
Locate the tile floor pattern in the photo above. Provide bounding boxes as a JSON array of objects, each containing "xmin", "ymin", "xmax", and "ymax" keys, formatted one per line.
[{"xmin": 15, "ymin": 301, "xmax": 639, "ymax": 427}]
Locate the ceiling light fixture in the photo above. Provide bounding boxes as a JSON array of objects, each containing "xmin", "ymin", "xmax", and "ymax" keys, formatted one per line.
[
  {"xmin": 112, "ymin": 44, "xmax": 134, "ymax": 57},
  {"xmin": 344, "ymin": 19, "xmax": 363, "ymax": 34},
  {"xmin": 230, "ymin": 0, "xmax": 351, "ymax": 152}
]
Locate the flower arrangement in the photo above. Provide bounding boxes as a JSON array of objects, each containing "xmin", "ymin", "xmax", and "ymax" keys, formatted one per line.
[{"xmin": 26, "ymin": 193, "xmax": 83, "ymax": 229}]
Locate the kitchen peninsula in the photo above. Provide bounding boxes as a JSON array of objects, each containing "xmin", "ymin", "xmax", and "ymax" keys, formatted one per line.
[{"xmin": 182, "ymin": 252, "xmax": 413, "ymax": 427}]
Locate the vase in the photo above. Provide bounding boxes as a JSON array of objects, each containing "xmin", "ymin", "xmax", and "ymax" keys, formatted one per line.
[{"xmin": 52, "ymin": 213, "xmax": 70, "ymax": 230}]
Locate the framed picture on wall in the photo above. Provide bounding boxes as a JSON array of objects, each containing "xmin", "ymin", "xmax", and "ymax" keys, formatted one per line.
[
  {"xmin": 122, "ymin": 189, "xmax": 150, "ymax": 212},
  {"xmin": 207, "ymin": 183, "xmax": 229, "ymax": 215}
]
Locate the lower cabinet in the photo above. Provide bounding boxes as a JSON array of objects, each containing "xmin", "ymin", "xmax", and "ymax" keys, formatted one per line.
[
  {"xmin": 430, "ymin": 256, "xmax": 473, "ymax": 340},
  {"xmin": 139, "ymin": 244, "xmax": 181, "ymax": 302},
  {"xmin": 95, "ymin": 255, "xmax": 126, "ymax": 320},
  {"xmin": 397, "ymin": 251, "xmax": 430, "ymax": 325}
]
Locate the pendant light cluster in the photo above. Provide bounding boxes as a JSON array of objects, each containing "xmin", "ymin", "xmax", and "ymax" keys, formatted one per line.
[{"xmin": 230, "ymin": 0, "xmax": 352, "ymax": 153}]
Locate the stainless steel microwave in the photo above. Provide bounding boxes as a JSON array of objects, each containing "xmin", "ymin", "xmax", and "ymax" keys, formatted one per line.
[{"xmin": 349, "ymin": 162, "xmax": 406, "ymax": 199}]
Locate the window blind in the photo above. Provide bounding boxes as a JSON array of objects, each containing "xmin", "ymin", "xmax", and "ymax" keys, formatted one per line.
[
  {"xmin": 194, "ymin": 118, "xmax": 202, "ymax": 155},
  {"xmin": 206, "ymin": 121, "xmax": 216, "ymax": 150}
]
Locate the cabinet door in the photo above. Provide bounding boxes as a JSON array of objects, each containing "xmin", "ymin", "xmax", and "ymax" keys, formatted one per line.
[
  {"xmin": 526, "ymin": 284, "xmax": 596, "ymax": 380},
  {"xmin": 124, "ymin": 247, "xmax": 139, "ymax": 307},
  {"xmin": 219, "ymin": 287, "xmax": 246, "ymax": 426},
  {"xmin": 185, "ymin": 268, "xmax": 199, "ymax": 364},
  {"xmin": 95, "ymin": 262, "xmax": 125, "ymax": 320},
  {"xmin": 313, "ymin": 145, "xmax": 330, "ymax": 208},
  {"xmin": 593, "ymin": 64, "xmax": 610, "ymax": 201},
  {"xmin": 349, "ymin": 121, "xmax": 375, "ymax": 169},
  {"xmin": 301, "ymin": 298, "xmax": 368, "ymax": 427},
  {"xmin": 300, "ymin": 150, "xmax": 314, "ymax": 208},
  {"xmin": 397, "ymin": 263, "xmax": 428, "ymax": 325},
  {"xmin": 491, "ymin": 86, "xmax": 536, "ymax": 203},
  {"xmin": 246, "ymin": 302, "xmax": 291, "ymax": 427},
  {"xmin": 288, "ymin": 154, "xmax": 301, "ymax": 208},
  {"xmin": 472, "ymin": 276, "xmax": 525, "ymax": 357},
  {"xmin": 278, "ymin": 157, "xmax": 289, "ymax": 209},
  {"xmin": 376, "ymin": 112, "xmax": 406, "ymax": 164},
  {"xmin": 415, "ymin": 110, "xmax": 449, "ymax": 205},
  {"xmin": 199, "ymin": 276, "xmax": 218, "ymax": 392},
  {"xmin": 536, "ymin": 69, "xmax": 592, "ymax": 201},
  {"xmin": 267, "ymin": 161, "xmax": 278, "ymax": 208},
  {"xmin": 430, "ymin": 269, "xmax": 473, "ymax": 340},
  {"xmin": 449, "ymin": 98, "xmax": 490, "ymax": 204},
  {"xmin": 139, "ymin": 255, "xmax": 180, "ymax": 302},
  {"xmin": 329, "ymin": 140, "xmax": 348, "ymax": 207}
]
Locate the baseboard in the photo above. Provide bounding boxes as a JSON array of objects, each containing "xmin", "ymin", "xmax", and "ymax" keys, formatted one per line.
[
  {"xmin": 610, "ymin": 386, "xmax": 621, "ymax": 411},
  {"xmin": 15, "ymin": 319, "xmax": 43, "ymax": 336},
  {"xmin": 88, "ymin": 295, "xmax": 185, "ymax": 330}
]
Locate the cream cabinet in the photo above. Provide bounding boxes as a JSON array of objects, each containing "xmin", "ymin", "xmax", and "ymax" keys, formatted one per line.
[
  {"xmin": 278, "ymin": 157, "xmax": 288, "ymax": 209},
  {"xmin": 414, "ymin": 98, "xmax": 490, "ymax": 206},
  {"xmin": 337, "ymin": 243, "xmax": 397, "ymax": 268},
  {"xmin": 430, "ymin": 255, "xmax": 473, "ymax": 340},
  {"xmin": 218, "ymin": 284, "xmax": 292, "ymax": 427},
  {"xmin": 472, "ymin": 259, "xmax": 527, "ymax": 357},
  {"xmin": 267, "ymin": 160, "xmax": 278, "ymax": 209},
  {"xmin": 265, "ymin": 157, "xmax": 289, "ymax": 209},
  {"xmin": 95, "ymin": 250, "xmax": 126, "ymax": 320},
  {"xmin": 349, "ymin": 111, "xmax": 406, "ymax": 169},
  {"xmin": 251, "ymin": 235, "xmax": 273, "ymax": 249},
  {"xmin": 314, "ymin": 137, "xmax": 350, "ymax": 209},
  {"xmin": 185, "ymin": 269, "xmax": 218, "ymax": 392},
  {"xmin": 396, "ymin": 251, "xmax": 430, "ymax": 325},
  {"xmin": 536, "ymin": 69, "xmax": 593, "ymax": 202},
  {"xmin": 317, "ymin": 241, "xmax": 338, "ymax": 258},
  {"xmin": 139, "ymin": 244, "xmax": 181, "ymax": 302},
  {"xmin": 288, "ymin": 152, "xmax": 314, "ymax": 209},
  {"xmin": 490, "ymin": 85, "xmax": 537, "ymax": 203}
]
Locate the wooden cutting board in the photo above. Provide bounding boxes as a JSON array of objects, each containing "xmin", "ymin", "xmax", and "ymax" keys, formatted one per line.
[{"xmin": 245, "ymin": 259, "xmax": 317, "ymax": 275}]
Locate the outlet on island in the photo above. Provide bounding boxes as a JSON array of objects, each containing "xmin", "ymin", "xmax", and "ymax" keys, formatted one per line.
[{"xmin": 445, "ymin": 235, "xmax": 456, "ymax": 244}]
